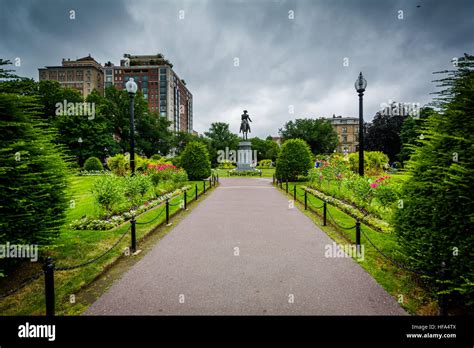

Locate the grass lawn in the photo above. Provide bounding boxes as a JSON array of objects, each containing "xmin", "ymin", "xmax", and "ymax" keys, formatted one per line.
[
  {"xmin": 278, "ymin": 182, "xmax": 437, "ymax": 315},
  {"xmin": 214, "ymin": 167, "xmax": 275, "ymax": 178},
  {"xmin": 0, "ymin": 175, "xmax": 213, "ymax": 315}
]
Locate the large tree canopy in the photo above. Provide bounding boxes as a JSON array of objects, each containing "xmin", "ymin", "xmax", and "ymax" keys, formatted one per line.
[{"xmin": 279, "ymin": 118, "xmax": 338, "ymax": 155}]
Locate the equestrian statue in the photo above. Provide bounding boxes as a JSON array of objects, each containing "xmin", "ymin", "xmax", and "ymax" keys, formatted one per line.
[{"xmin": 239, "ymin": 110, "xmax": 252, "ymax": 140}]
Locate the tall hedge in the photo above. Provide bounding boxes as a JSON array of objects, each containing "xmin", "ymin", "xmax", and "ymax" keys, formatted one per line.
[
  {"xmin": 275, "ymin": 138, "xmax": 313, "ymax": 180},
  {"xmin": 0, "ymin": 94, "xmax": 69, "ymax": 270},
  {"xmin": 180, "ymin": 141, "xmax": 211, "ymax": 180},
  {"xmin": 393, "ymin": 54, "xmax": 474, "ymax": 312}
]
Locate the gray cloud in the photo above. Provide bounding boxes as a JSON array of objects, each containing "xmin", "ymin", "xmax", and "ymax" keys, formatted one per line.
[{"xmin": 0, "ymin": 0, "xmax": 472, "ymax": 137}]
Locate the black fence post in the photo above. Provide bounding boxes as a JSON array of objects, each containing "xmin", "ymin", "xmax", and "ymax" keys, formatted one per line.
[
  {"xmin": 184, "ymin": 190, "xmax": 187, "ymax": 210},
  {"xmin": 323, "ymin": 201, "xmax": 327, "ymax": 226},
  {"xmin": 439, "ymin": 261, "xmax": 448, "ymax": 316},
  {"xmin": 355, "ymin": 218, "xmax": 361, "ymax": 253},
  {"xmin": 130, "ymin": 216, "xmax": 137, "ymax": 253},
  {"xmin": 209, "ymin": 177, "xmax": 212, "ymax": 188},
  {"xmin": 304, "ymin": 190, "xmax": 307, "ymax": 210},
  {"xmin": 203, "ymin": 180, "xmax": 206, "ymax": 194},
  {"xmin": 286, "ymin": 179, "xmax": 288, "ymax": 194},
  {"xmin": 195, "ymin": 184, "xmax": 198, "ymax": 200},
  {"xmin": 43, "ymin": 257, "xmax": 55, "ymax": 317},
  {"xmin": 293, "ymin": 185, "xmax": 296, "ymax": 201},
  {"xmin": 166, "ymin": 199, "xmax": 170, "ymax": 225},
  {"xmin": 272, "ymin": 174, "xmax": 275, "ymax": 185},
  {"xmin": 217, "ymin": 174, "xmax": 219, "ymax": 183}
]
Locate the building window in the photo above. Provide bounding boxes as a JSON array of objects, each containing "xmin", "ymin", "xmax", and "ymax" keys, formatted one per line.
[
  {"xmin": 342, "ymin": 127, "xmax": 347, "ymax": 133},
  {"xmin": 342, "ymin": 135, "xmax": 347, "ymax": 143}
]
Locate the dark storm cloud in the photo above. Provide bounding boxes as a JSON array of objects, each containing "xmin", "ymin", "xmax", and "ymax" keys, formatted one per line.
[{"xmin": 0, "ymin": 0, "xmax": 473, "ymax": 136}]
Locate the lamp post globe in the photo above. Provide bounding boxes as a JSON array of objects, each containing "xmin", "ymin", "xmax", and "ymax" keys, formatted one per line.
[
  {"xmin": 126, "ymin": 78, "xmax": 138, "ymax": 175},
  {"xmin": 355, "ymin": 72, "xmax": 366, "ymax": 176},
  {"xmin": 126, "ymin": 77, "xmax": 138, "ymax": 95}
]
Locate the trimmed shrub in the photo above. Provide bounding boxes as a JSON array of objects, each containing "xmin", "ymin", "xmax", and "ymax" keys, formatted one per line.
[
  {"xmin": 180, "ymin": 141, "xmax": 211, "ymax": 180},
  {"xmin": 257, "ymin": 159, "xmax": 272, "ymax": 168},
  {"xmin": 84, "ymin": 156, "xmax": 103, "ymax": 171},
  {"xmin": 217, "ymin": 159, "xmax": 236, "ymax": 169},
  {"xmin": 275, "ymin": 138, "xmax": 313, "ymax": 181}
]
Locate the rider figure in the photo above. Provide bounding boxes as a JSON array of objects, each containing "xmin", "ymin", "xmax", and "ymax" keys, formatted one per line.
[{"xmin": 241, "ymin": 110, "xmax": 252, "ymax": 129}]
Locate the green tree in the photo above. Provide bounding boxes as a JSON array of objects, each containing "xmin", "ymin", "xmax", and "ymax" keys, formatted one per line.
[
  {"xmin": 0, "ymin": 92, "xmax": 69, "ymax": 270},
  {"xmin": 275, "ymin": 138, "xmax": 313, "ymax": 181},
  {"xmin": 204, "ymin": 122, "xmax": 239, "ymax": 165},
  {"xmin": 398, "ymin": 107, "xmax": 437, "ymax": 165},
  {"xmin": 364, "ymin": 109, "xmax": 406, "ymax": 162},
  {"xmin": 180, "ymin": 141, "xmax": 212, "ymax": 180},
  {"xmin": 393, "ymin": 54, "xmax": 474, "ymax": 311},
  {"xmin": 53, "ymin": 89, "xmax": 118, "ymax": 166},
  {"xmin": 279, "ymin": 118, "xmax": 338, "ymax": 155}
]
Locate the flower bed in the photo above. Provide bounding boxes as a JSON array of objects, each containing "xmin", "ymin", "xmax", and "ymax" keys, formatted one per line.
[
  {"xmin": 69, "ymin": 186, "xmax": 189, "ymax": 231},
  {"xmin": 228, "ymin": 169, "xmax": 262, "ymax": 176},
  {"xmin": 302, "ymin": 186, "xmax": 392, "ymax": 234}
]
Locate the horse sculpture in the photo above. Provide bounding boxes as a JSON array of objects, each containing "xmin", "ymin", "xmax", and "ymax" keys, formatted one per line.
[{"xmin": 239, "ymin": 110, "xmax": 252, "ymax": 140}]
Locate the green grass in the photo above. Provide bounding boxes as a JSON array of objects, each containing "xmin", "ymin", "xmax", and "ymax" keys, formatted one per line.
[
  {"xmin": 214, "ymin": 167, "xmax": 275, "ymax": 178},
  {"xmin": 279, "ymin": 182, "xmax": 437, "ymax": 315},
  {"xmin": 0, "ymin": 176, "xmax": 214, "ymax": 315}
]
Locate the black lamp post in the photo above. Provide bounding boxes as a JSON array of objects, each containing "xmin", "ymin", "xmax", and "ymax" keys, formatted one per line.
[
  {"xmin": 125, "ymin": 78, "xmax": 138, "ymax": 176},
  {"xmin": 354, "ymin": 72, "xmax": 367, "ymax": 177},
  {"xmin": 78, "ymin": 137, "xmax": 83, "ymax": 166}
]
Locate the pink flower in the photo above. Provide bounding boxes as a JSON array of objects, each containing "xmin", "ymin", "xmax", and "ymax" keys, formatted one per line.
[{"xmin": 370, "ymin": 183, "xmax": 378, "ymax": 188}]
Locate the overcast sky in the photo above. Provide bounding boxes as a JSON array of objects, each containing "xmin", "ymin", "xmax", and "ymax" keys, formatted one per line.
[{"xmin": 1, "ymin": 0, "xmax": 472, "ymax": 137}]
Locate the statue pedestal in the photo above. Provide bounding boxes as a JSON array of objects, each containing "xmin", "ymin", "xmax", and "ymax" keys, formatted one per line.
[{"xmin": 236, "ymin": 141, "xmax": 255, "ymax": 171}]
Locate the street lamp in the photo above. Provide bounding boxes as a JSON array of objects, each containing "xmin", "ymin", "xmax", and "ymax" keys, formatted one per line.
[
  {"xmin": 125, "ymin": 78, "xmax": 138, "ymax": 175},
  {"xmin": 354, "ymin": 72, "xmax": 367, "ymax": 176},
  {"xmin": 78, "ymin": 137, "xmax": 83, "ymax": 166}
]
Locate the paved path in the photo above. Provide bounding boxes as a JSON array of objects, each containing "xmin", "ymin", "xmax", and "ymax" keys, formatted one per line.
[{"xmin": 86, "ymin": 178, "xmax": 406, "ymax": 315}]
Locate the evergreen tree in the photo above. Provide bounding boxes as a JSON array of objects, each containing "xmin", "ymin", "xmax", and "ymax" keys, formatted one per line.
[{"xmin": 393, "ymin": 54, "xmax": 474, "ymax": 311}]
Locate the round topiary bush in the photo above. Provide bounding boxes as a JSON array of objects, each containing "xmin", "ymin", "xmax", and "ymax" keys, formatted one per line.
[
  {"xmin": 275, "ymin": 138, "xmax": 313, "ymax": 181},
  {"xmin": 180, "ymin": 141, "xmax": 211, "ymax": 180},
  {"xmin": 83, "ymin": 156, "xmax": 103, "ymax": 171}
]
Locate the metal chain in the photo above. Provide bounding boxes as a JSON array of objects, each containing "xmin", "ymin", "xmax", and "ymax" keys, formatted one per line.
[
  {"xmin": 360, "ymin": 227, "xmax": 428, "ymax": 276},
  {"xmin": 326, "ymin": 206, "xmax": 357, "ymax": 230},
  {"xmin": 308, "ymin": 197, "xmax": 324, "ymax": 209},
  {"xmin": 0, "ymin": 271, "xmax": 43, "ymax": 299},
  {"xmin": 135, "ymin": 205, "xmax": 166, "ymax": 225},
  {"xmin": 56, "ymin": 227, "xmax": 130, "ymax": 271}
]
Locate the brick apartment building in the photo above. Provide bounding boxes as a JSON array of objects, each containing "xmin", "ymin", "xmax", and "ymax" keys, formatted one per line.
[
  {"xmin": 104, "ymin": 54, "xmax": 193, "ymax": 133},
  {"xmin": 38, "ymin": 54, "xmax": 104, "ymax": 98},
  {"xmin": 39, "ymin": 53, "xmax": 193, "ymax": 133}
]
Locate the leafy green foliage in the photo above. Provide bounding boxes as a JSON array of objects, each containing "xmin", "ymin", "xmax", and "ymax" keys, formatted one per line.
[
  {"xmin": 180, "ymin": 141, "xmax": 212, "ymax": 180},
  {"xmin": 250, "ymin": 137, "xmax": 280, "ymax": 161},
  {"xmin": 91, "ymin": 175, "xmax": 124, "ymax": 214},
  {"xmin": 83, "ymin": 157, "xmax": 103, "ymax": 171},
  {"xmin": 0, "ymin": 93, "xmax": 69, "ymax": 261},
  {"xmin": 347, "ymin": 151, "xmax": 389, "ymax": 176},
  {"xmin": 394, "ymin": 54, "xmax": 474, "ymax": 311},
  {"xmin": 279, "ymin": 118, "xmax": 338, "ymax": 155},
  {"xmin": 204, "ymin": 122, "xmax": 240, "ymax": 165},
  {"xmin": 364, "ymin": 110, "xmax": 406, "ymax": 162},
  {"xmin": 275, "ymin": 138, "xmax": 313, "ymax": 180}
]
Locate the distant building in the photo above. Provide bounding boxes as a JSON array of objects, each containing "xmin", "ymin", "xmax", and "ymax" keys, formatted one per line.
[
  {"xmin": 111, "ymin": 54, "xmax": 193, "ymax": 133},
  {"xmin": 328, "ymin": 115, "xmax": 359, "ymax": 153},
  {"xmin": 39, "ymin": 53, "xmax": 194, "ymax": 134},
  {"xmin": 271, "ymin": 136, "xmax": 282, "ymax": 146},
  {"xmin": 38, "ymin": 55, "xmax": 104, "ymax": 98}
]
